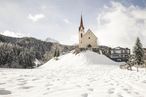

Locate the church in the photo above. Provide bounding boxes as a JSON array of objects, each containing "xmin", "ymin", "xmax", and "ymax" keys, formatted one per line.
[{"xmin": 78, "ymin": 15, "xmax": 98, "ymax": 50}]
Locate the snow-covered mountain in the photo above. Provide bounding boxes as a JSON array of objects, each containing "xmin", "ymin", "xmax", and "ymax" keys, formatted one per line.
[
  {"xmin": 0, "ymin": 51, "xmax": 146, "ymax": 97},
  {"xmin": 45, "ymin": 37, "xmax": 59, "ymax": 43},
  {"xmin": 0, "ymin": 30, "xmax": 25, "ymax": 38}
]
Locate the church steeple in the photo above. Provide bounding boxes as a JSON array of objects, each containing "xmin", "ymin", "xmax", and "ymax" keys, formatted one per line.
[{"xmin": 79, "ymin": 15, "xmax": 84, "ymax": 31}]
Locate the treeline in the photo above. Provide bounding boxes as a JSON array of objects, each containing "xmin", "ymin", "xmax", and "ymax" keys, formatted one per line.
[
  {"xmin": 0, "ymin": 42, "xmax": 35, "ymax": 68},
  {"xmin": 0, "ymin": 34, "xmax": 75, "ymax": 68}
]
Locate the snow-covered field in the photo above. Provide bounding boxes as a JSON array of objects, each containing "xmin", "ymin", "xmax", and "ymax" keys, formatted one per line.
[{"xmin": 0, "ymin": 51, "xmax": 146, "ymax": 97}]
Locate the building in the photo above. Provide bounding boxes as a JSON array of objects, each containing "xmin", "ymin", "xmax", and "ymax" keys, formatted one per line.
[
  {"xmin": 99, "ymin": 46, "xmax": 111, "ymax": 56},
  {"xmin": 109, "ymin": 47, "xmax": 130, "ymax": 62},
  {"xmin": 78, "ymin": 15, "xmax": 98, "ymax": 49}
]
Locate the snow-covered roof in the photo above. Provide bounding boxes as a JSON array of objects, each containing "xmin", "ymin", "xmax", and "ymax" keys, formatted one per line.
[
  {"xmin": 113, "ymin": 47, "xmax": 129, "ymax": 50},
  {"xmin": 83, "ymin": 29, "xmax": 97, "ymax": 39}
]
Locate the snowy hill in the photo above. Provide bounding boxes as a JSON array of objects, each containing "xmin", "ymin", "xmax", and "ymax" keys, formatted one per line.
[
  {"xmin": 0, "ymin": 51, "xmax": 146, "ymax": 97},
  {"xmin": 41, "ymin": 50, "xmax": 123, "ymax": 70}
]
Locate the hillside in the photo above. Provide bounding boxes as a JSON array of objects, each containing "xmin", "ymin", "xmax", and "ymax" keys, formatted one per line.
[
  {"xmin": 41, "ymin": 50, "xmax": 123, "ymax": 70},
  {"xmin": 0, "ymin": 51, "xmax": 146, "ymax": 97},
  {"xmin": 0, "ymin": 34, "xmax": 75, "ymax": 68}
]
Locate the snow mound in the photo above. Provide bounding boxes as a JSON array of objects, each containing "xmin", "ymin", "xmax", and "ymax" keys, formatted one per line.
[{"xmin": 41, "ymin": 50, "xmax": 124, "ymax": 69}]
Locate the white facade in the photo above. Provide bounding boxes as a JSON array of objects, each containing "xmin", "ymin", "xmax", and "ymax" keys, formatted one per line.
[{"xmin": 79, "ymin": 16, "xmax": 98, "ymax": 49}]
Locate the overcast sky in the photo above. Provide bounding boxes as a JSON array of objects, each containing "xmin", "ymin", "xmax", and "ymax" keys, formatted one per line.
[{"xmin": 0, "ymin": 0, "xmax": 146, "ymax": 49}]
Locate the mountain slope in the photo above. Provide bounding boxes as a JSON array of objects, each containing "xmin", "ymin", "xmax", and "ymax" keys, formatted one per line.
[{"xmin": 0, "ymin": 34, "xmax": 75, "ymax": 68}]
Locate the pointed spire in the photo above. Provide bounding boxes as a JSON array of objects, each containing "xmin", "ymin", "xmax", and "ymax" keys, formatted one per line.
[
  {"xmin": 79, "ymin": 14, "xmax": 84, "ymax": 31},
  {"xmin": 80, "ymin": 15, "xmax": 83, "ymax": 27}
]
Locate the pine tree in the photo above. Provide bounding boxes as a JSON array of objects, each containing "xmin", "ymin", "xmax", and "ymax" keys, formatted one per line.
[
  {"xmin": 54, "ymin": 49, "xmax": 57, "ymax": 57},
  {"xmin": 133, "ymin": 37, "xmax": 144, "ymax": 72},
  {"xmin": 54, "ymin": 48, "xmax": 60, "ymax": 60},
  {"xmin": 56, "ymin": 50, "xmax": 60, "ymax": 57}
]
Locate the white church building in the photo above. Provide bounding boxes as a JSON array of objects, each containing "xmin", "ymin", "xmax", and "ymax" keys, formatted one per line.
[{"xmin": 78, "ymin": 15, "xmax": 98, "ymax": 49}]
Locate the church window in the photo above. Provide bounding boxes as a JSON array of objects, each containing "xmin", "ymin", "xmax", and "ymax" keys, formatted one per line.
[
  {"xmin": 88, "ymin": 37, "xmax": 90, "ymax": 39},
  {"xmin": 87, "ymin": 44, "xmax": 92, "ymax": 48},
  {"xmin": 81, "ymin": 33, "xmax": 83, "ymax": 38}
]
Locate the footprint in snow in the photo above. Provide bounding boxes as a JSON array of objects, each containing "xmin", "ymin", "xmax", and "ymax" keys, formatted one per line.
[
  {"xmin": 81, "ymin": 93, "xmax": 88, "ymax": 97},
  {"xmin": 117, "ymin": 93, "xmax": 123, "ymax": 97},
  {"xmin": 46, "ymin": 87, "xmax": 50, "ymax": 90},
  {"xmin": 88, "ymin": 88, "xmax": 94, "ymax": 91},
  {"xmin": 108, "ymin": 88, "xmax": 115, "ymax": 94},
  {"xmin": 20, "ymin": 86, "xmax": 33, "ymax": 89},
  {"xmin": 18, "ymin": 82, "xmax": 27, "ymax": 86},
  {"xmin": 76, "ymin": 85, "xmax": 81, "ymax": 88},
  {"xmin": 104, "ymin": 80, "xmax": 109, "ymax": 83},
  {"xmin": 142, "ymin": 80, "xmax": 146, "ymax": 83},
  {"xmin": 32, "ymin": 78, "xmax": 39, "ymax": 81},
  {"xmin": 134, "ymin": 91, "xmax": 140, "ymax": 95},
  {"xmin": 1, "ymin": 73, "xmax": 6, "ymax": 75},
  {"xmin": 17, "ymin": 78, "xmax": 27, "ymax": 83},
  {"xmin": 86, "ymin": 84, "xmax": 90, "ymax": 86},
  {"xmin": 123, "ymin": 88, "xmax": 131, "ymax": 94},
  {"xmin": 0, "ymin": 89, "xmax": 12, "ymax": 95},
  {"xmin": 134, "ymin": 91, "xmax": 144, "ymax": 97},
  {"xmin": 17, "ymin": 78, "xmax": 24, "ymax": 80},
  {"xmin": 88, "ymin": 78, "xmax": 96, "ymax": 82},
  {"xmin": 0, "ymin": 83, "xmax": 5, "ymax": 85},
  {"xmin": 46, "ymin": 83, "xmax": 53, "ymax": 87},
  {"xmin": 24, "ymin": 75, "xmax": 30, "ymax": 77},
  {"xmin": 110, "ymin": 83, "xmax": 114, "ymax": 86}
]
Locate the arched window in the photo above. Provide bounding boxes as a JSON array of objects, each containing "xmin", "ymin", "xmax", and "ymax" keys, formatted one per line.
[
  {"xmin": 81, "ymin": 33, "xmax": 83, "ymax": 38},
  {"xmin": 87, "ymin": 44, "xmax": 92, "ymax": 48}
]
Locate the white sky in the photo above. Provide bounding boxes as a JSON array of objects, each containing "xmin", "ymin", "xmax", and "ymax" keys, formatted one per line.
[{"xmin": 0, "ymin": 0, "xmax": 146, "ymax": 49}]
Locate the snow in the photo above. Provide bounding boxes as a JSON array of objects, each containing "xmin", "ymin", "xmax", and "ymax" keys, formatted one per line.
[
  {"xmin": 0, "ymin": 51, "xmax": 146, "ymax": 97},
  {"xmin": 41, "ymin": 50, "xmax": 123, "ymax": 70},
  {"xmin": 0, "ymin": 30, "xmax": 25, "ymax": 38},
  {"xmin": 34, "ymin": 59, "xmax": 41, "ymax": 67},
  {"xmin": 45, "ymin": 37, "xmax": 59, "ymax": 43}
]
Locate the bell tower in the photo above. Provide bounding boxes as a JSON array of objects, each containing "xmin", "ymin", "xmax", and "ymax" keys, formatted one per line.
[{"xmin": 79, "ymin": 15, "xmax": 85, "ymax": 48}]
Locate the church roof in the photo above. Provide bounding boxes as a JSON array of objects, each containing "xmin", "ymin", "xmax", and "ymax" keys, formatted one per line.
[
  {"xmin": 79, "ymin": 15, "xmax": 84, "ymax": 31},
  {"xmin": 86, "ymin": 29, "xmax": 92, "ymax": 33},
  {"xmin": 83, "ymin": 28, "xmax": 97, "ymax": 39}
]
